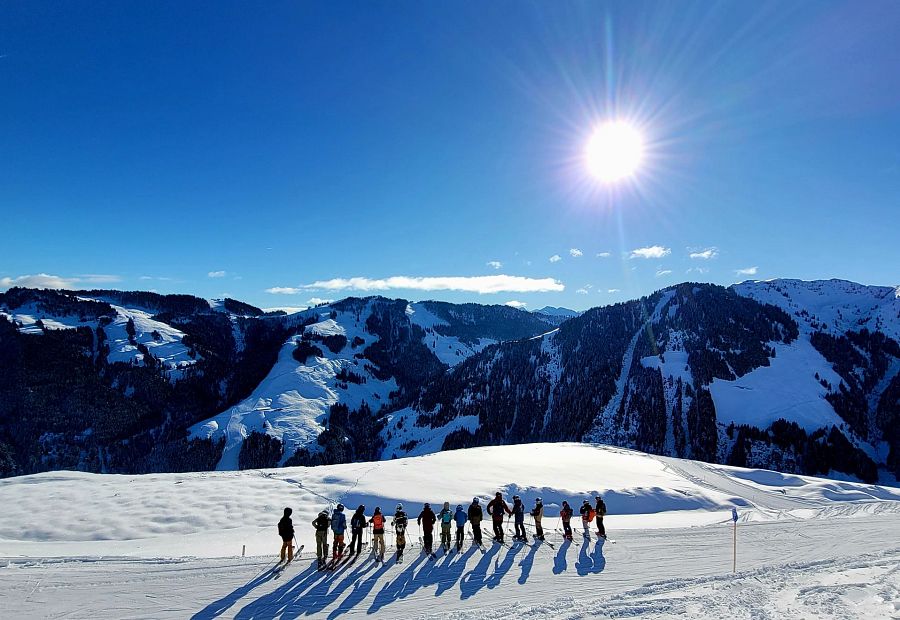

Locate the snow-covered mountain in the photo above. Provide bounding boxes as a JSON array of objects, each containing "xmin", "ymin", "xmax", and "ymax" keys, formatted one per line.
[
  {"xmin": 1, "ymin": 279, "xmax": 898, "ymax": 484},
  {"xmin": 384, "ymin": 280, "xmax": 900, "ymax": 483},
  {"xmin": 532, "ymin": 305, "xmax": 580, "ymax": 318}
]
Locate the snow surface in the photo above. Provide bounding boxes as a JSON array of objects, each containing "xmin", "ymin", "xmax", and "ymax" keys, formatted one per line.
[
  {"xmin": 1, "ymin": 443, "xmax": 899, "ymax": 618},
  {"xmin": 708, "ymin": 337, "xmax": 845, "ymax": 432}
]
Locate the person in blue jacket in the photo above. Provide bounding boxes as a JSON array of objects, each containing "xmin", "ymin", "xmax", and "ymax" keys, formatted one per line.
[
  {"xmin": 453, "ymin": 504, "xmax": 468, "ymax": 551},
  {"xmin": 331, "ymin": 503, "xmax": 347, "ymax": 559}
]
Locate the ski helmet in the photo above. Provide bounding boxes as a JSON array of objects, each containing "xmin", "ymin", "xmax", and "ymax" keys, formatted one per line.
[
  {"xmin": 456, "ymin": 504, "xmax": 463, "ymax": 510},
  {"xmin": 336, "ymin": 503, "xmax": 344, "ymax": 511},
  {"xmin": 319, "ymin": 510, "xmax": 328, "ymax": 516},
  {"xmin": 583, "ymin": 499, "xmax": 590, "ymax": 504},
  {"xmin": 357, "ymin": 505, "xmax": 365, "ymax": 512},
  {"xmin": 284, "ymin": 507, "xmax": 292, "ymax": 516},
  {"xmin": 396, "ymin": 503, "xmax": 403, "ymax": 511},
  {"xmin": 513, "ymin": 495, "xmax": 519, "ymax": 500},
  {"xmin": 424, "ymin": 502, "xmax": 430, "ymax": 508},
  {"xmin": 495, "ymin": 491, "xmax": 502, "ymax": 497},
  {"xmin": 536, "ymin": 497, "xmax": 542, "ymax": 503},
  {"xmin": 473, "ymin": 497, "xmax": 480, "ymax": 504}
]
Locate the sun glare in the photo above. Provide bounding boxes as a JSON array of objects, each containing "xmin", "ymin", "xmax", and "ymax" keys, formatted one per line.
[{"xmin": 585, "ymin": 121, "xmax": 645, "ymax": 184}]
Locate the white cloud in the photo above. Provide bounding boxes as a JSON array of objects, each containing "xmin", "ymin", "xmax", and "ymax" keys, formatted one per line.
[
  {"xmin": 569, "ymin": 248, "xmax": 583, "ymax": 258},
  {"xmin": 596, "ymin": 252, "xmax": 611, "ymax": 258},
  {"xmin": 504, "ymin": 300, "xmax": 528, "ymax": 309},
  {"xmin": 686, "ymin": 267, "xmax": 710, "ymax": 275},
  {"xmin": 655, "ymin": 269, "xmax": 673, "ymax": 278},
  {"xmin": 307, "ymin": 297, "xmax": 334, "ymax": 306},
  {"xmin": 275, "ymin": 275, "xmax": 565, "ymax": 295},
  {"xmin": 0, "ymin": 273, "xmax": 77, "ymax": 290},
  {"xmin": 606, "ymin": 288, "xmax": 621, "ymax": 293},
  {"xmin": 576, "ymin": 288, "xmax": 589, "ymax": 295},
  {"xmin": 549, "ymin": 254, "xmax": 562, "ymax": 263},
  {"xmin": 266, "ymin": 286, "xmax": 303, "ymax": 295},
  {"xmin": 735, "ymin": 266, "xmax": 758, "ymax": 276},
  {"xmin": 208, "ymin": 271, "xmax": 227, "ymax": 278},
  {"xmin": 689, "ymin": 247, "xmax": 719, "ymax": 260},
  {"xmin": 486, "ymin": 261, "xmax": 503, "ymax": 270},
  {"xmin": 0, "ymin": 273, "xmax": 125, "ymax": 291},
  {"xmin": 629, "ymin": 245, "xmax": 671, "ymax": 259}
]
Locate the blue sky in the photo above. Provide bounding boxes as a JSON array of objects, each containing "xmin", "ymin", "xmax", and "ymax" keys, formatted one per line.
[{"xmin": 2, "ymin": 1, "xmax": 899, "ymax": 311}]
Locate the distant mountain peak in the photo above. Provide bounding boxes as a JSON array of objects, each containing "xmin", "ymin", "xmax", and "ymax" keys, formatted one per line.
[{"xmin": 532, "ymin": 306, "xmax": 580, "ymax": 318}]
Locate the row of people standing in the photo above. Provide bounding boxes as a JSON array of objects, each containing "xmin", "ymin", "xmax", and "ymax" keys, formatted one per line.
[{"xmin": 293, "ymin": 492, "xmax": 608, "ymax": 568}]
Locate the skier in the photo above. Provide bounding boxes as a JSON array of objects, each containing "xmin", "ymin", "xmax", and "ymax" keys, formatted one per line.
[
  {"xmin": 486, "ymin": 491, "xmax": 512, "ymax": 543},
  {"xmin": 511, "ymin": 495, "xmax": 527, "ymax": 542},
  {"xmin": 595, "ymin": 495, "xmax": 607, "ymax": 539},
  {"xmin": 278, "ymin": 507, "xmax": 295, "ymax": 563},
  {"xmin": 560, "ymin": 500, "xmax": 574, "ymax": 540},
  {"xmin": 438, "ymin": 501, "xmax": 453, "ymax": 551},
  {"xmin": 417, "ymin": 502, "xmax": 436, "ymax": 554},
  {"xmin": 370, "ymin": 506, "xmax": 386, "ymax": 562},
  {"xmin": 530, "ymin": 497, "xmax": 544, "ymax": 541},
  {"xmin": 349, "ymin": 505, "xmax": 366, "ymax": 555},
  {"xmin": 453, "ymin": 504, "xmax": 467, "ymax": 551},
  {"xmin": 468, "ymin": 497, "xmax": 484, "ymax": 545},
  {"xmin": 393, "ymin": 504, "xmax": 408, "ymax": 563},
  {"xmin": 312, "ymin": 509, "xmax": 331, "ymax": 569},
  {"xmin": 331, "ymin": 503, "xmax": 347, "ymax": 559},
  {"xmin": 579, "ymin": 499, "xmax": 595, "ymax": 537}
]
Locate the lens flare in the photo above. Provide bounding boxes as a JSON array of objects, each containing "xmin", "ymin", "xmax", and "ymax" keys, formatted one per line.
[{"xmin": 585, "ymin": 121, "xmax": 645, "ymax": 183}]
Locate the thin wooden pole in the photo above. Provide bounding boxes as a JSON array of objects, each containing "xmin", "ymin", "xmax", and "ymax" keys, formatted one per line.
[{"xmin": 732, "ymin": 520, "xmax": 737, "ymax": 573}]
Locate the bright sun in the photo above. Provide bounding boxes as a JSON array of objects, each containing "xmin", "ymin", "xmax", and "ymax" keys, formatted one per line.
[{"xmin": 585, "ymin": 121, "xmax": 645, "ymax": 184}]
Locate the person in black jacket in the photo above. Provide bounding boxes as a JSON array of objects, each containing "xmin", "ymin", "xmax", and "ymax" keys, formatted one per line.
[
  {"xmin": 349, "ymin": 505, "xmax": 366, "ymax": 555},
  {"xmin": 595, "ymin": 495, "xmax": 607, "ymax": 539},
  {"xmin": 468, "ymin": 498, "xmax": 484, "ymax": 545},
  {"xmin": 417, "ymin": 503, "xmax": 436, "ymax": 554},
  {"xmin": 278, "ymin": 507, "xmax": 294, "ymax": 563}
]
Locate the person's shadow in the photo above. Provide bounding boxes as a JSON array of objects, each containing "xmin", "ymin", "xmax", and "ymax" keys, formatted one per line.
[
  {"xmin": 517, "ymin": 540, "xmax": 541, "ymax": 585},
  {"xmin": 435, "ymin": 546, "xmax": 478, "ymax": 596},
  {"xmin": 459, "ymin": 544, "xmax": 501, "ymax": 600},
  {"xmin": 485, "ymin": 544, "xmax": 519, "ymax": 590},
  {"xmin": 553, "ymin": 538, "xmax": 572, "ymax": 575},
  {"xmin": 192, "ymin": 562, "xmax": 317, "ymax": 620},
  {"xmin": 575, "ymin": 538, "xmax": 606, "ymax": 576}
]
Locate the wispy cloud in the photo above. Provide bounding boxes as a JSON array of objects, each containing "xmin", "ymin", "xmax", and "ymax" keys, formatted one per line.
[
  {"xmin": 549, "ymin": 254, "xmax": 562, "ymax": 263},
  {"xmin": 78, "ymin": 274, "xmax": 122, "ymax": 284},
  {"xmin": 735, "ymin": 266, "xmax": 758, "ymax": 276},
  {"xmin": 208, "ymin": 271, "xmax": 227, "ymax": 278},
  {"xmin": 504, "ymin": 300, "xmax": 528, "ymax": 309},
  {"xmin": 140, "ymin": 275, "xmax": 174, "ymax": 282},
  {"xmin": 576, "ymin": 284, "xmax": 593, "ymax": 294},
  {"xmin": 0, "ymin": 273, "xmax": 124, "ymax": 291},
  {"xmin": 629, "ymin": 245, "xmax": 671, "ymax": 259},
  {"xmin": 269, "ymin": 275, "xmax": 565, "ymax": 295},
  {"xmin": 655, "ymin": 269, "xmax": 673, "ymax": 278},
  {"xmin": 569, "ymin": 248, "xmax": 583, "ymax": 258},
  {"xmin": 689, "ymin": 247, "xmax": 719, "ymax": 260},
  {"xmin": 596, "ymin": 252, "xmax": 611, "ymax": 258},
  {"xmin": 606, "ymin": 288, "xmax": 621, "ymax": 293},
  {"xmin": 486, "ymin": 261, "xmax": 503, "ymax": 270},
  {"xmin": 687, "ymin": 267, "xmax": 710, "ymax": 275}
]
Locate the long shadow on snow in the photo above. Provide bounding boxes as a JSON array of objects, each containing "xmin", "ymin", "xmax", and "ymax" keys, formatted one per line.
[
  {"xmin": 232, "ymin": 559, "xmax": 350, "ymax": 619},
  {"xmin": 367, "ymin": 553, "xmax": 429, "ymax": 613},
  {"xmin": 192, "ymin": 562, "xmax": 318, "ymax": 620},
  {"xmin": 553, "ymin": 538, "xmax": 572, "ymax": 574},
  {"xmin": 575, "ymin": 538, "xmax": 606, "ymax": 576},
  {"xmin": 517, "ymin": 539, "xmax": 541, "ymax": 584}
]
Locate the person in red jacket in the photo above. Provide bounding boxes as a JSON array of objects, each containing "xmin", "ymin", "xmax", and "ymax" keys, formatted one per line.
[{"xmin": 486, "ymin": 491, "xmax": 512, "ymax": 543}]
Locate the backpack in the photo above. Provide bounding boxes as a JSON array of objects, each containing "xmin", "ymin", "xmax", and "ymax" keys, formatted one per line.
[
  {"xmin": 441, "ymin": 510, "xmax": 453, "ymax": 524},
  {"xmin": 588, "ymin": 508, "xmax": 596, "ymax": 521},
  {"xmin": 372, "ymin": 514, "xmax": 384, "ymax": 529}
]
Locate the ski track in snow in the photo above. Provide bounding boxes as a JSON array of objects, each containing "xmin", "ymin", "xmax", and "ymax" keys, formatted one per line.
[{"xmin": 2, "ymin": 443, "xmax": 899, "ymax": 619}]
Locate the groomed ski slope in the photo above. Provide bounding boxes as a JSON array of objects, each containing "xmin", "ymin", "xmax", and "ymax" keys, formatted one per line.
[{"xmin": 2, "ymin": 443, "xmax": 899, "ymax": 618}]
